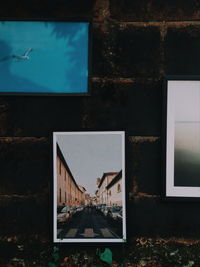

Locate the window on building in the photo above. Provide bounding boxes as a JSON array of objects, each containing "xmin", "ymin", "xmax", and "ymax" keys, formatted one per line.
[
  {"xmin": 65, "ymin": 192, "xmax": 66, "ymax": 203},
  {"xmin": 117, "ymin": 184, "xmax": 121, "ymax": 192},
  {"xmin": 59, "ymin": 188, "xmax": 61, "ymax": 202},
  {"xmin": 65, "ymin": 170, "xmax": 67, "ymax": 181},
  {"xmin": 109, "ymin": 190, "xmax": 111, "ymax": 196}
]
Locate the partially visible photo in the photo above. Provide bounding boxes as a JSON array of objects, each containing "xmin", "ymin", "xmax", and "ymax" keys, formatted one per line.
[{"xmin": 166, "ymin": 80, "xmax": 200, "ymax": 197}]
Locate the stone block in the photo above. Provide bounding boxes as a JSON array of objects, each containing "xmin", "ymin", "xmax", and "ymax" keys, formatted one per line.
[
  {"xmin": 0, "ymin": 96, "xmax": 84, "ymax": 136},
  {"xmin": 0, "ymin": 195, "xmax": 50, "ymax": 238},
  {"xmin": 165, "ymin": 25, "xmax": 200, "ymax": 75},
  {"xmin": 128, "ymin": 138, "xmax": 161, "ymax": 196},
  {"xmin": 83, "ymin": 79, "xmax": 162, "ymax": 136},
  {"xmin": 93, "ymin": 24, "xmax": 161, "ymax": 77},
  {"xmin": 128, "ymin": 198, "xmax": 200, "ymax": 237},
  {"xmin": 110, "ymin": 0, "xmax": 200, "ymax": 21},
  {"xmin": 0, "ymin": 0, "xmax": 96, "ymax": 18},
  {"xmin": 0, "ymin": 138, "xmax": 50, "ymax": 194}
]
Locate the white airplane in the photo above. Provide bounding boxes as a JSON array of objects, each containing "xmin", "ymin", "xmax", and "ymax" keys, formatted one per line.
[{"xmin": 12, "ymin": 48, "xmax": 33, "ymax": 60}]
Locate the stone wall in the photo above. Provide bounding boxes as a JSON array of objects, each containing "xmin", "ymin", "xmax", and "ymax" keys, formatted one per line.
[{"xmin": 1, "ymin": 0, "xmax": 200, "ymax": 266}]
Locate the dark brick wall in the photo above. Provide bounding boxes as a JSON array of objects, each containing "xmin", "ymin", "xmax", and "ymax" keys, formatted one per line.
[
  {"xmin": 109, "ymin": 0, "xmax": 200, "ymax": 21},
  {"xmin": 1, "ymin": 0, "xmax": 200, "ymax": 264}
]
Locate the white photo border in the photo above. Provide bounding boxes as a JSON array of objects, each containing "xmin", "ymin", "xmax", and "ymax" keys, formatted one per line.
[
  {"xmin": 53, "ymin": 131, "xmax": 126, "ymax": 242},
  {"xmin": 165, "ymin": 77, "xmax": 200, "ymax": 198}
]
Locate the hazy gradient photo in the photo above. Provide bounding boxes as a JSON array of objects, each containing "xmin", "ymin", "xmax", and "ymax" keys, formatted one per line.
[
  {"xmin": 0, "ymin": 21, "xmax": 89, "ymax": 93},
  {"xmin": 173, "ymin": 82, "xmax": 200, "ymax": 187}
]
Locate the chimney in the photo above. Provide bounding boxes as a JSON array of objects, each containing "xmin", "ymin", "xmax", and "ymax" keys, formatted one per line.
[{"xmin": 96, "ymin": 178, "xmax": 101, "ymax": 185}]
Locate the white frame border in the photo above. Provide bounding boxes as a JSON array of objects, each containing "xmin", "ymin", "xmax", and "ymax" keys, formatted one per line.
[
  {"xmin": 53, "ymin": 131, "xmax": 126, "ymax": 243},
  {"xmin": 166, "ymin": 80, "xmax": 200, "ymax": 198}
]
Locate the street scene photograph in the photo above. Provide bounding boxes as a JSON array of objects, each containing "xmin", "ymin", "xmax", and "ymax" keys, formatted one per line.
[{"xmin": 53, "ymin": 131, "xmax": 126, "ymax": 243}]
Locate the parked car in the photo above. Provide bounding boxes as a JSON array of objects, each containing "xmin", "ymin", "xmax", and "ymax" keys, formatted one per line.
[
  {"xmin": 96, "ymin": 204, "xmax": 106, "ymax": 214},
  {"xmin": 116, "ymin": 209, "xmax": 123, "ymax": 223},
  {"xmin": 57, "ymin": 206, "xmax": 71, "ymax": 227},
  {"xmin": 107, "ymin": 206, "xmax": 122, "ymax": 222},
  {"xmin": 57, "ymin": 205, "xmax": 65, "ymax": 213},
  {"xmin": 100, "ymin": 205, "xmax": 106, "ymax": 214},
  {"xmin": 70, "ymin": 206, "xmax": 77, "ymax": 215},
  {"xmin": 76, "ymin": 206, "xmax": 84, "ymax": 212},
  {"xmin": 103, "ymin": 206, "xmax": 112, "ymax": 217}
]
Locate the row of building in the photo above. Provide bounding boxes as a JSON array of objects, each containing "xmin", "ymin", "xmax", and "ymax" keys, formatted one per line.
[
  {"xmin": 57, "ymin": 144, "xmax": 86, "ymax": 207},
  {"xmin": 57, "ymin": 143, "xmax": 123, "ymax": 208},
  {"xmin": 95, "ymin": 171, "xmax": 122, "ymax": 206}
]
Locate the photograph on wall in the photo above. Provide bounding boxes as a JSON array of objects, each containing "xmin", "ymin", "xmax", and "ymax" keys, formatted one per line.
[
  {"xmin": 165, "ymin": 78, "xmax": 200, "ymax": 197},
  {"xmin": 0, "ymin": 21, "xmax": 90, "ymax": 94},
  {"xmin": 53, "ymin": 131, "xmax": 126, "ymax": 243}
]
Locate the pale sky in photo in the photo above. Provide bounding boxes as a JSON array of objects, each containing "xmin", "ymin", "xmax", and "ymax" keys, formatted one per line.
[
  {"xmin": 169, "ymin": 81, "xmax": 200, "ymax": 122},
  {"xmin": 56, "ymin": 132, "xmax": 124, "ymax": 196}
]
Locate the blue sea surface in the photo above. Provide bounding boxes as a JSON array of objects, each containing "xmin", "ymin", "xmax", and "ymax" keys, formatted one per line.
[{"xmin": 0, "ymin": 21, "xmax": 89, "ymax": 93}]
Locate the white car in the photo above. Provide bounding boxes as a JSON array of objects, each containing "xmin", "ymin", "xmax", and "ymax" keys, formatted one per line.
[
  {"xmin": 76, "ymin": 206, "xmax": 84, "ymax": 212},
  {"xmin": 57, "ymin": 206, "xmax": 71, "ymax": 226},
  {"xmin": 108, "ymin": 206, "xmax": 122, "ymax": 221}
]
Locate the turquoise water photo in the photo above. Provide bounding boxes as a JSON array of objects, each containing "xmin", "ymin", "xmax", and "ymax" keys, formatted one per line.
[{"xmin": 0, "ymin": 21, "xmax": 89, "ymax": 93}]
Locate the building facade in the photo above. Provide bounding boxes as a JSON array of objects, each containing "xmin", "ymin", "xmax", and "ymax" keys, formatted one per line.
[
  {"xmin": 78, "ymin": 185, "xmax": 86, "ymax": 205},
  {"xmin": 97, "ymin": 172, "xmax": 119, "ymax": 205},
  {"xmin": 57, "ymin": 144, "xmax": 85, "ymax": 207},
  {"xmin": 106, "ymin": 170, "xmax": 122, "ymax": 206}
]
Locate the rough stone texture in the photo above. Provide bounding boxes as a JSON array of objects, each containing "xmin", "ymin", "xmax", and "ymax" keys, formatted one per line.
[
  {"xmin": 129, "ymin": 198, "xmax": 200, "ymax": 238},
  {"xmin": 113, "ymin": 25, "xmax": 162, "ymax": 77},
  {"xmin": 0, "ymin": 195, "xmax": 50, "ymax": 238},
  {"xmin": 125, "ymin": 238, "xmax": 200, "ymax": 266},
  {"xmin": 83, "ymin": 79, "xmax": 162, "ymax": 135},
  {"xmin": 165, "ymin": 25, "xmax": 200, "ymax": 75},
  {"xmin": 0, "ymin": 0, "xmax": 200, "ymax": 265},
  {"xmin": 110, "ymin": 0, "xmax": 200, "ymax": 21},
  {"xmin": 128, "ymin": 138, "xmax": 161, "ymax": 196},
  {"xmin": 0, "ymin": 79, "xmax": 162, "ymax": 136},
  {"xmin": 92, "ymin": 24, "xmax": 114, "ymax": 77},
  {"xmin": 0, "ymin": 96, "xmax": 84, "ymax": 136},
  {"xmin": 93, "ymin": 24, "xmax": 161, "ymax": 77},
  {"xmin": 0, "ymin": 99, "xmax": 11, "ymax": 136},
  {"xmin": 0, "ymin": 0, "xmax": 96, "ymax": 18},
  {"xmin": 0, "ymin": 138, "xmax": 50, "ymax": 194}
]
